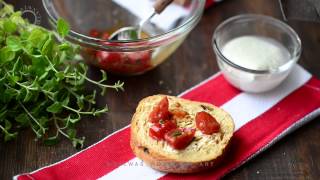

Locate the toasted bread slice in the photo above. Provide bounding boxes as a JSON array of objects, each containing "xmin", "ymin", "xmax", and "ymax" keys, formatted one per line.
[{"xmin": 130, "ymin": 95, "xmax": 234, "ymax": 173}]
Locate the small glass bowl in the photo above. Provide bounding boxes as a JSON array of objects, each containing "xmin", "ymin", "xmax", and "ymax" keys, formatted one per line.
[
  {"xmin": 42, "ymin": 0, "xmax": 205, "ymax": 75},
  {"xmin": 212, "ymin": 14, "xmax": 301, "ymax": 93}
]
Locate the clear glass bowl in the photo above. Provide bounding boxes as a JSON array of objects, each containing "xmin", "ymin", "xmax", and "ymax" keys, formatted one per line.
[
  {"xmin": 42, "ymin": 0, "xmax": 205, "ymax": 75},
  {"xmin": 212, "ymin": 14, "xmax": 301, "ymax": 93}
]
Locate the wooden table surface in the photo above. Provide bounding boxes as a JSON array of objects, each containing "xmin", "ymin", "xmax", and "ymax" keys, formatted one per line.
[{"xmin": 1, "ymin": 0, "xmax": 320, "ymax": 179}]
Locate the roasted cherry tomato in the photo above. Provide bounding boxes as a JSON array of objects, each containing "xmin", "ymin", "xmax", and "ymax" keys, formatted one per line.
[
  {"xmin": 149, "ymin": 97, "xmax": 170, "ymax": 123},
  {"xmin": 164, "ymin": 128, "xmax": 195, "ymax": 150},
  {"xmin": 195, "ymin": 111, "xmax": 220, "ymax": 135},
  {"xmin": 149, "ymin": 120, "xmax": 177, "ymax": 140}
]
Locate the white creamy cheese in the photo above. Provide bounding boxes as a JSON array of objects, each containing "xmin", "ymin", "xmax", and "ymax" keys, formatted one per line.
[
  {"xmin": 222, "ymin": 35, "xmax": 290, "ymax": 71},
  {"xmin": 219, "ymin": 35, "xmax": 293, "ymax": 92}
]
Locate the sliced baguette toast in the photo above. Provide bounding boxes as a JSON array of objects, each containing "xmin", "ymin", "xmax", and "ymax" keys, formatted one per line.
[{"xmin": 130, "ymin": 95, "xmax": 235, "ymax": 173}]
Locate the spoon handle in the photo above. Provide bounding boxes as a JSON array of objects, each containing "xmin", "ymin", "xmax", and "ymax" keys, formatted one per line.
[{"xmin": 153, "ymin": 0, "xmax": 174, "ymax": 14}]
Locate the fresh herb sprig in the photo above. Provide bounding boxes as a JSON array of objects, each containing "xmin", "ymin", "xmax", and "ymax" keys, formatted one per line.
[{"xmin": 0, "ymin": 2, "xmax": 124, "ymax": 148}]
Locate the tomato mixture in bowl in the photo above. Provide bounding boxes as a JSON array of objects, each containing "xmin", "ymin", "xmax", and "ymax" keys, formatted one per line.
[
  {"xmin": 42, "ymin": 0, "xmax": 206, "ymax": 75},
  {"xmin": 87, "ymin": 29, "xmax": 152, "ymax": 74}
]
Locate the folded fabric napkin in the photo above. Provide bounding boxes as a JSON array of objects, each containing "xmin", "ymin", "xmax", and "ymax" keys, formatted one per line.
[{"xmin": 15, "ymin": 65, "xmax": 320, "ymax": 180}]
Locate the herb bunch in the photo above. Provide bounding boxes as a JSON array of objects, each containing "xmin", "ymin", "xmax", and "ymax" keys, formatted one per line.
[{"xmin": 0, "ymin": 2, "xmax": 124, "ymax": 148}]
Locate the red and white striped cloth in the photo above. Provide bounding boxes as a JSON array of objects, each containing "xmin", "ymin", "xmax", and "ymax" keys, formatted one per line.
[{"xmin": 15, "ymin": 65, "xmax": 320, "ymax": 180}]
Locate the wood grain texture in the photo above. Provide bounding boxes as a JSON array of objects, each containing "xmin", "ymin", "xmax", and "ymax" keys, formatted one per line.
[{"xmin": 1, "ymin": 0, "xmax": 320, "ymax": 179}]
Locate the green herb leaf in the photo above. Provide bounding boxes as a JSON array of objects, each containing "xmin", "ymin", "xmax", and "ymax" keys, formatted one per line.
[
  {"xmin": 27, "ymin": 28, "xmax": 48, "ymax": 49},
  {"xmin": 41, "ymin": 35, "xmax": 54, "ymax": 57},
  {"xmin": 57, "ymin": 18, "xmax": 70, "ymax": 38},
  {"xmin": 172, "ymin": 130, "xmax": 182, "ymax": 137},
  {"xmin": 58, "ymin": 43, "xmax": 71, "ymax": 51},
  {"xmin": 47, "ymin": 102, "xmax": 63, "ymax": 113},
  {"xmin": 10, "ymin": 11, "xmax": 25, "ymax": 25},
  {"xmin": 129, "ymin": 30, "xmax": 138, "ymax": 40},
  {"xmin": 72, "ymin": 137, "xmax": 85, "ymax": 149},
  {"xmin": 3, "ymin": 19, "xmax": 17, "ymax": 33},
  {"xmin": 15, "ymin": 114, "xmax": 30, "ymax": 127},
  {"xmin": 3, "ymin": 88, "xmax": 18, "ymax": 103},
  {"xmin": 44, "ymin": 136, "xmax": 59, "ymax": 146},
  {"xmin": 4, "ymin": 131, "xmax": 17, "ymax": 142},
  {"xmin": 67, "ymin": 128, "xmax": 76, "ymax": 139},
  {"xmin": 0, "ymin": 2, "xmax": 124, "ymax": 147},
  {"xmin": 4, "ymin": 119, "xmax": 12, "ymax": 130},
  {"xmin": 6, "ymin": 36, "xmax": 22, "ymax": 51},
  {"xmin": 0, "ymin": 46, "xmax": 15, "ymax": 63}
]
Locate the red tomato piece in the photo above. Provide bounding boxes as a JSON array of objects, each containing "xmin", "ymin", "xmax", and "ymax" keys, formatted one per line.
[
  {"xmin": 195, "ymin": 111, "xmax": 220, "ymax": 135},
  {"xmin": 149, "ymin": 120, "xmax": 177, "ymax": 140},
  {"xmin": 126, "ymin": 50, "xmax": 151, "ymax": 63},
  {"xmin": 149, "ymin": 97, "xmax": 170, "ymax": 123},
  {"xmin": 95, "ymin": 50, "xmax": 152, "ymax": 74},
  {"xmin": 89, "ymin": 29, "xmax": 152, "ymax": 74},
  {"xmin": 89, "ymin": 29, "xmax": 100, "ymax": 38},
  {"xmin": 96, "ymin": 51, "xmax": 122, "ymax": 65},
  {"xmin": 164, "ymin": 128, "xmax": 195, "ymax": 150},
  {"xmin": 101, "ymin": 32, "xmax": 110, "ymax": 40}
]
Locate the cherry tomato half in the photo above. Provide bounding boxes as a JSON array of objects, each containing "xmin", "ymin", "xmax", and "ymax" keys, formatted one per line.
[
  {"xmin": 149, "ymin": 120, "xmax": 177, "ymax": 140},
  {"xmin": 149, "ymin": 97, "xmax": 170, "ymax": 123},
  {"xmin": 164, "ymin": 128, "xmax": 195, "ymax": 150},
  {"xmin": 195, "ymin": 111, "xmax": 220, "ymax": 135}
]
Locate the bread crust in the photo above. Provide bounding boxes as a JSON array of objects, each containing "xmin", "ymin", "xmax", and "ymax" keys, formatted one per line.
[{"xmin": 130, "ymin": 95, "xmax": 234, "ymax": 173}]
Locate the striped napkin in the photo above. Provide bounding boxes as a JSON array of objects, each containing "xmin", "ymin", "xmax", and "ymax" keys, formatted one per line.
[{"xmin": 15, "ymin": 65, "xmax": 320, "ymax": 180}]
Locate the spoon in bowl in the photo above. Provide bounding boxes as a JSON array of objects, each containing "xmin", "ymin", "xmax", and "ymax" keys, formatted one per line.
[{"xmin": 109, "ymin": 0, "xmax": 174, "ymax": 41}]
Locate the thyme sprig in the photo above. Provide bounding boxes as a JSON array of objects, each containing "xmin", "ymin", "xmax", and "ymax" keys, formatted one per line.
[{"xmin": 0, "ymin": 2, "xmax": 124, "ymax": 148}]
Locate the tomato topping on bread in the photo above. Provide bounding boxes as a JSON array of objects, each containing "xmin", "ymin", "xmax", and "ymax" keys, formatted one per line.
[
  {"xmin": 130, "ymin": 95, "xmax": 235, "ymax": 173},
  {"xmin": 164, "ymin": 128, "xmax": 196, "ymax": 150},
  {"xmin": 148, "ymin": 97, "xmax": 170, "ymax": 123},
  {"xmin": 196, "ymin": 111, "xmax": 220, "ymax": 135},
  {"xmin": 149, "ymin": 120, "xmax": 177, "ymax": 140}
]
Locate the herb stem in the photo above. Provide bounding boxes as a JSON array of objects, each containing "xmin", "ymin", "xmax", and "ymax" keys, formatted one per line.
[
  {"xmin": 15, "ymin": 81, "xmax": 38, "ymax": 91},
  {"xmin": 19, "ymin": 101, "xmax": 46, "ymax": 134},
  {"xmin": 53, "ymin": 116, "xmax": 70, "ymax": 139},
  {"xmin": 45, "ymin": 56, "xmax": 59, "ymax": 73},
  {"xmin": 0, "ymin": 125, "xmax": 9, "ymax": 134},
  {"xmin": 0, "ymin": 3, "xmax": 123, "ymax": 147},
  {"xmin": 62, "ymin": 105, "xmax": 96, "ymax": 115},
  {"xmin": 41, "ymin": 89, "xmax": 54, "ymax": 96},
  {"xmin": 80, "ymin": 73, "xmax": 124, "ymax": 90}
]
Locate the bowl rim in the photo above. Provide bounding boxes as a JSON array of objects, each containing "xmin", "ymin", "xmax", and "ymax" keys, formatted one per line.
[
  {"xmin": 212, "ymin": 14, "xmax": 302, "ymax": 74},
  {"xmin": 42, "ymin": 0, "xmax": 206, "ymax": 51}
]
